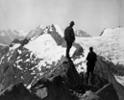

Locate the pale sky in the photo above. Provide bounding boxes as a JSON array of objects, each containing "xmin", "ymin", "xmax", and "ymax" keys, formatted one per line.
[
  {"xmin": 120, "ymin": 0, "xmax": 124, "ymax": 26},
  {"xmin": 0, "ymin": 0, "xmax": 122, "ymax": 35}
]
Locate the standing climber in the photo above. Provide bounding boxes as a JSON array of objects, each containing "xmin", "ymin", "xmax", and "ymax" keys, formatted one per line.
[
  {"xmin": 86, "ymin": 47, "xmax": 97, "ymax": 85},
  {"xmin": 64, "ymin": 21, "xmax": 75, "ymax": 58}
]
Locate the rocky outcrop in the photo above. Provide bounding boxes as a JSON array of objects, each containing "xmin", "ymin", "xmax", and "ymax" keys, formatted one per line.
[{"xmin": 0, "ymin": 83, "xmax": 41, "ymax": 100}]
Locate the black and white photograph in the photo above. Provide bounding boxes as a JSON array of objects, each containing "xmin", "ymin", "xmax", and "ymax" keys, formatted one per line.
[{"xmin": 0, "ymin": 0, "xmax": 124, "ymax": 100}]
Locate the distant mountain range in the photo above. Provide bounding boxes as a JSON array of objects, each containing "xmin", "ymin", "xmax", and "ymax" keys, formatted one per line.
[
  {"xmin": 75, "ymin": 30, "xmax": 91, "ymax": 37},
  {"xmin": 0, "ymin": 30, "xmax": 27, "ymax": 45},
  {"xmin": 0, "ymin": 25, "xmax": 91, "ymax": 46}
]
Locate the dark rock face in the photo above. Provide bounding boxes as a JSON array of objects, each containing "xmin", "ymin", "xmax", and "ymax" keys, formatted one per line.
[
  {"xmin": 94, "ymin": 56, "xmax": 124, "ymax": 100},
  {"xmin": 0, "ymin": 76, "xmax": 79, "ymax": 100},
  {"xmin": 0, "ymin": 83, "xmax": 41, "ymax": 100},
  {"xmin": 0, "ymin": 58, "xmax": 80, "ymax": 100},
  {"xmin": 97, "ymin": 84, "xmax": 119, "ymax": 100},
  {"xmin": 37, "ymin": 76, "xmax": 78, "ymax": 100},
  {"xmin": 30, "ymin": 58, "xmax": 81, "ymax": 100}
]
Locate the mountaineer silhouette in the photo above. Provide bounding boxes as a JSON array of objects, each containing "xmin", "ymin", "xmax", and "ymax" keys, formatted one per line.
[
  {"xmin": 64, "ymin": 21, "xmax": 75, "ymax": 58},
  {"xmin": 86, "ymin": 47, "xmax": 97, "ymax": 85}
]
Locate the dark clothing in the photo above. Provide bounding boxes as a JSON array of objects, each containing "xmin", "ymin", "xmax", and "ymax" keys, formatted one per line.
[
  {"xmin": 64, "ymin": 26, "xmax": 75, "ymax": 58},
  {"xmin": 64, "ymin": 26, "xmax": 75, "ymax": 43},
  {"xmin": 86, "ymin": 51, "xmax": 97, "ymax": 71},
  {"xmin": 86, "ymin": 51, "xmax": 97, "ymax": 84},
  {"xmin": 66, "ymin": 41, "xmax": 73, "ymax": 58}
]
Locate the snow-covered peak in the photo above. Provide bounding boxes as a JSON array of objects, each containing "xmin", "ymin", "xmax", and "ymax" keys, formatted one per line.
[
  {"xmin": 24, "ymin": 24, "xmax": 77, "ymax": 65},
  {"xmin": 24, "ymin": 33, "xmax": 66, "ymax": 65},
  {"xmin": 54, "ymin": 24, "xmax": 64, "ymax": 37},
  {"xmin": 100, "ymin": 28, "xmax": 120, "ymax": 37}
]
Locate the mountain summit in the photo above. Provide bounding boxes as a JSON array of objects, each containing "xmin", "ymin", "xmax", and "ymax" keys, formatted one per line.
[{"xmin": 0, "ymin": 24, "xmax": 83, "ymax": 94}]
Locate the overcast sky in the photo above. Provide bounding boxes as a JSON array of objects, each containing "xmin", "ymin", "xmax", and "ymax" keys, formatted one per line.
[
  {"xmin": 0, "ymin": 0, "xmax": 122, "ymax": 35},
  {"xmin": 120, "ymin": 0, "xmax": 124, "ymax": 26}
]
